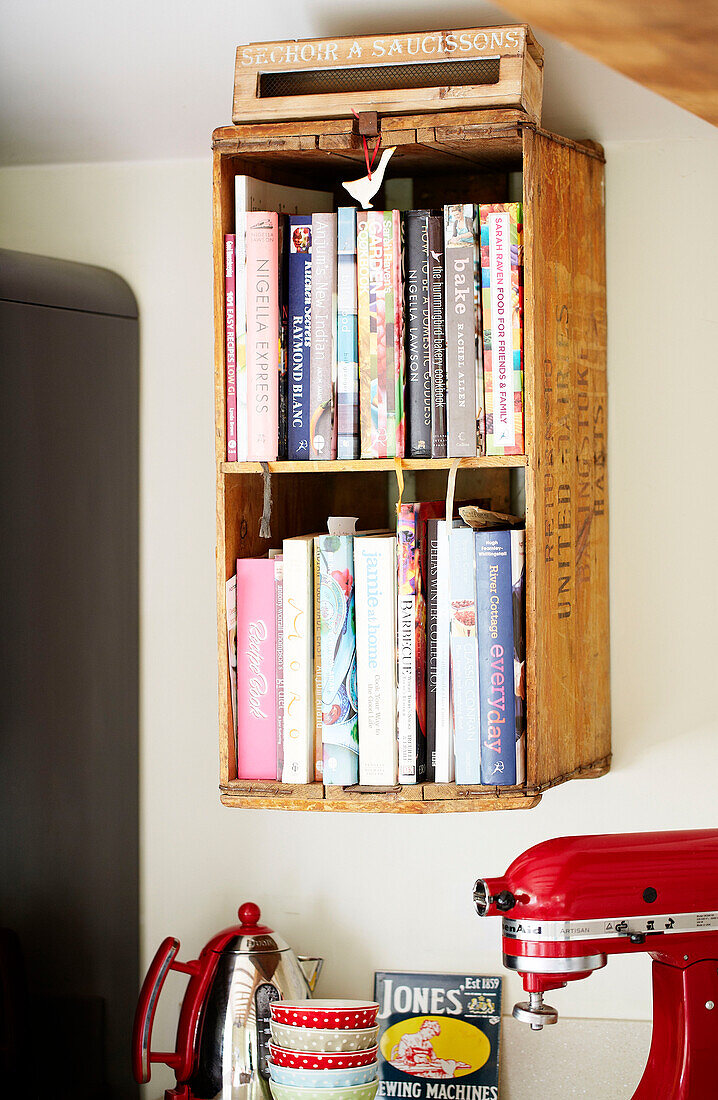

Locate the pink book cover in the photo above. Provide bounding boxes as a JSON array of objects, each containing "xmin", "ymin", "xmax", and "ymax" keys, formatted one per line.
[
  {"xmin": 225, "ymin": 234, "xmax": 238, "ymax": 461},
  {"xmin": 246, "ymin": 212, "xmax": 279, "ymax": 460},
  {"xmin": 393, "ymin": 210, "xmax": 405, "ymax": 458},
  {"xmin": 236, "ymin": 558, "xmax": 277, "ymax": 779}
]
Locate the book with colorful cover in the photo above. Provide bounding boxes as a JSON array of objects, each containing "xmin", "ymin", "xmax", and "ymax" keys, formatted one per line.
[
  {"xmin": 235, "ymin": 180, "xmax": 333, "ymax": 461},
  {"xmin": 369, "ymin": 211, "xmax": 385, "ymax": 456},
  {"xmin": 425, "ymin": 519, "xmax": 442, "ymax": 783},
  {"xmin": 277, "ymin": 216, "xmax": 289, "ymax": 459},
  {"xmin": 391, "ymin": 209, "xmax": 405, "ymax": 457},
  {"xmin": 397, "ymin": 500, "xmax": 444, "ymax": 783},
  {"xmin": 479, "ymin": 203, "xmax": 524, "ymax": 456},
  {"xmin": 428, "ymin": 214, "xmax": 447, "ymax": 458},
  {"xmin": 225, "ymin": 234, "xmax": 238, "ymax": 461},
  {"xmin": 287, "ymin": 217, "xmax": 312, "ymax": 460},
  {"xmin": 450, "ymin": 524, "xmax": 481, "ymax": 784},
  {"xmin": 313, "ymin": 539, "xmax": 324, "ymax": 781},
  {"xmin": 374, "ymin": 971, "xmax": 502, "ymax": 1100},
  {"xmin": 475, "ymin": 528, "xmax": 526, "ymax": 785},
  {"xmin": 357, "ymin": 211, "xmax": 372, "ymax": 458},
  {"xmin": 236, "ymin": 557, "xmax": 277, "ymax": 779},
  {"xmin": 511, "ymin": 528, "xmax": 527, "ymax": 782},
  {"xmin": 317, "ymin": 528, "xmax": 359, "ymax": 785},
  {"xmin": 444, "ymin": 204, "xmax": 483, "ymax": 457},
  {"xmin": 355, "ymin": 534, "xmax": 398, "ymax": 785},
  {"xmin": 234, "ymin": 219, "xmax": 248, "ymax": 461},
  {"xmin": 383, "ymin": 212, "xmax": 396, "ymax": 456},
  {"xmin": 337, "ymin": 207, "xmax": 359, "ymax": 459},
  {"xmin": 225, "ymin": 573, "xmax": 238, "ymax": 747},
  {"xmin": 281, "ymin": 534, "xmax": 316, "ymax": 784},
  {"xmin": 245, "ymin": 212, "xmax": 279, "ymax": 460},
  {"xmin": 310, "ymin": 212, "xmax": 337, "ymax": 460}
]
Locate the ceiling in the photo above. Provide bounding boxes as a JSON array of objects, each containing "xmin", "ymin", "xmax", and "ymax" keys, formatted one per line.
[
  {"xmin": 1, "ymin": 0, "xmax": 714, "ymax": 167},
  {"xmin": 495, "ymin": 0, "xmax": 718, "ymax": 126}
]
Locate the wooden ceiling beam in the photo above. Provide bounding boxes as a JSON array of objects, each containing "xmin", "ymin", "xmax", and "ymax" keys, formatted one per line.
[{"xmin": 495, "ymin": 0, "xmax": 718, "ymax": 126}]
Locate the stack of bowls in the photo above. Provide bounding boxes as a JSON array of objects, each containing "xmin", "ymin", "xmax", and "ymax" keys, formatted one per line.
[{"xmin": 268, "ymin": 1000, "xmax": 380, "ymax": 1100}]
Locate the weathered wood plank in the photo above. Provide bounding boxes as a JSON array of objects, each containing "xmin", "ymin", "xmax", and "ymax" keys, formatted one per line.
[
  {"xmin": 221, "ymin": 456, "xmax": 526, "ymax": 475},
  {"xmin": 213, "ymin": 111, "xmax": 610, "ymax": 809},
  {"xmin": 233, "ymin": 26, "xmax": 543, "ymax": 125},
  {"xmin": 523, "ymin": 127, "xmax": 610, "ymax": 789},
  {"xmin": 491, "ymin": 0, "xmax": 718, "ymax": 125}
]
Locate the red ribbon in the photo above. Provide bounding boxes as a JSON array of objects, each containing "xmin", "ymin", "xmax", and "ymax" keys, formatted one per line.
[{"xmin": 351, "ymin": 109, "xmax": 382, "ymax": 180}]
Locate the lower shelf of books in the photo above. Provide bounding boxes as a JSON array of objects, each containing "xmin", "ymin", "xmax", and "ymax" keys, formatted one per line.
[{"xmin": 218, "ymin": 756, "xmax": 611, "ymax": 813}]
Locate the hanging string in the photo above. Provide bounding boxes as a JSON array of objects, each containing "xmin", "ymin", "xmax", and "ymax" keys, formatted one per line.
[
  {"xmin": 394, "ymin": 457, "xmax": 405, "ymax": 513},
  {"xmin": 259, "ymin": 462, "xmax": 273, "ymax": 540},
  {"xmin": 351, "ymin": 108, "xmax": 382, "ymax": 180},
  {"xmin": 445, "ymin": 459, "xmax": 460, "ymax": 522}
]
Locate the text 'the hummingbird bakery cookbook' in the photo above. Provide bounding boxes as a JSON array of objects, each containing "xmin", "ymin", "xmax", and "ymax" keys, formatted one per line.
[{"xmin": 374, "ymin": 972, "xmax": 502, "ymax": 1100}]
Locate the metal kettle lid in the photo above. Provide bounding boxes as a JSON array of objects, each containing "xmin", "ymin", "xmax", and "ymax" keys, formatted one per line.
[{"xmin": 207, "ymin": 902, "xmax": 291, "ymax": 956}]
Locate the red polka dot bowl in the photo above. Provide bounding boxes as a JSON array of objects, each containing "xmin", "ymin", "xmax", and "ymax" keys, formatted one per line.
[
  {"xmin": 269, "ymin": 1044, "xmax": 379, "ymax": 1070},
  {"xmin": 270, "ymin": 1000, "xmax": 380, "ymax": 1031},
  {"xmin": 270, "ymin": 1022, "xmax": 379, "ymax": 1053}
]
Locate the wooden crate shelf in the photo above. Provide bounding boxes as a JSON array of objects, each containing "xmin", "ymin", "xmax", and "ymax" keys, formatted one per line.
[
  {"xmin": 218, "ymin": 754, "xmax": 611, "ymax": 812},
  {"xmin": 222, "ymin": 456, "xmax": 527, "ymax": 475},
  {"xmin": 212, "ymin": 107, "xmax": 610, "ymax": 814}
]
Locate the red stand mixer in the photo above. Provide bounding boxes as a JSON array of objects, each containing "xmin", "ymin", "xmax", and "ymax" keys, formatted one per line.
[{"xmin": 474, "ymin": 829, "xmax": 718, "ymax": 1099}]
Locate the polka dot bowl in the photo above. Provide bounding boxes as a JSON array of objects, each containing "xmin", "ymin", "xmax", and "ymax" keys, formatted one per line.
[
  {"xmin": 270, "ymin": 1000, "xmax": 380, "ymax": 1031},
  {"xmin": 269, "ymin": 1044, "xmax": 379, "ymax": 1070},
  {"xmin": 269, "ymin": 1080, "xmax": 379, "ymax": 1100},
  {"xmin": 269, "ymin": 1022, "xmax": 380, "ymax": 1053},
  {"xmin": 268, "ymin": 1062, "xmax": 378, "ymax": 1087}
]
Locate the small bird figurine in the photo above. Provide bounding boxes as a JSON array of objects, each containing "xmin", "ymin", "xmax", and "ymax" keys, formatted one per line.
[{"xmin": 341, "ymin": 146, "xmax": 396, "ymax": 209}]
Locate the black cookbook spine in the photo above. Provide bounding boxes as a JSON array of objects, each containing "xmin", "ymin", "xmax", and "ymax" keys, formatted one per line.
[
  {"xmin": 425, "ymin": 517, "xmax": 440, "ymax": 782},
  {"xmin": 403, "ymin": 211, "xmax": 432, "ymax": 457},
  {"xmin": 277, "ymin": 214, "xmax": 289, "ymax": 459},
  {"xmin": 427, "ymin": 214, "xmax": 447, "ymax": 458}
]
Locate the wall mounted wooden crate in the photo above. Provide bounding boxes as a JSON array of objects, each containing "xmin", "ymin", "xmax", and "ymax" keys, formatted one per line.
[
  {"xmin": 233, "ymin": 25, "xmax": 543, "ymax": 125},
  {"xmin": 212, "ymin": 107, "xmax": 610, "ymax": 813}
]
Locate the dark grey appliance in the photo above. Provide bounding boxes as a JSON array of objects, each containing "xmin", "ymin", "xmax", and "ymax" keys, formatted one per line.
[{"xmin": 0, "ymin": 249, "xmax": 140, "ymax": 1098}]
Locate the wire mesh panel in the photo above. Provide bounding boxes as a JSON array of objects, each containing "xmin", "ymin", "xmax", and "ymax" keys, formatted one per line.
[{"xmin": 259, "ymin": 58, "xmax": 501, "ymax": 99}]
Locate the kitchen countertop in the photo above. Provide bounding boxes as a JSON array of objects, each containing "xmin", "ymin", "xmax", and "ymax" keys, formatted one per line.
[
  {"xmin": 150, "ymin": 1016, "xmax": 652, "ymax": 1099},
  {"xmin": 501, "ymin": 1016, "xmax": 651, "ymax": 1097}
]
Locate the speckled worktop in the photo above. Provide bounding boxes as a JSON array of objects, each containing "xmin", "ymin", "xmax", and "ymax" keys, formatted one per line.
[{"xmin": 501, "ymin": 1016, "xmax": 651, "ymax": 1098}]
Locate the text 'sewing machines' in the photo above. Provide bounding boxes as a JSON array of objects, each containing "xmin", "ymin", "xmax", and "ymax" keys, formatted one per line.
[{"xmin": 475, "ymin": 830, "xmax": 718, "ymax": 1099}]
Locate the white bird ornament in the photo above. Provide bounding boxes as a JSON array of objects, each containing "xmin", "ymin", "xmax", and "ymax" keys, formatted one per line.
[{"xmin": 341, "ymin": 146, "xmax": 396, "ymax": 209}]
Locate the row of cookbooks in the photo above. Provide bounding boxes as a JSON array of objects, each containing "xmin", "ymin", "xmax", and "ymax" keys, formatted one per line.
[
  {"xmin": 225, "ymin": 174, "xmax": 524, "ymax": 463},
  {"xmin": 226, "ymin": 503, "xmax": 525, "ymax": 787}
]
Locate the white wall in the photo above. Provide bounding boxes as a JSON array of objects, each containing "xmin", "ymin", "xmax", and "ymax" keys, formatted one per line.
[{"xmin": 1, "ymin": 132, "xmax": 717, "ymax": 1095}]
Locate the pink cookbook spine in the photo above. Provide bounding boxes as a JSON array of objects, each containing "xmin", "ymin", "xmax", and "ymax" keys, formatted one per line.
[
  {"xmin": 245, "ymin": 212, "xmax": 279, "ymax": 460},
  {"xmin": 236, "ymin": 558, "xmax": 277, "ymax": 779},
  {"xmin": 225, "ymin": 234, "xmax": 237, "ymax": 461}
]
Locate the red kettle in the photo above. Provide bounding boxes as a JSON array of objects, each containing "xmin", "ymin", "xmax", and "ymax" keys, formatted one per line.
[{"xmin": 132, "ymin": 901, "xmax": 322, "ymax": 1100}]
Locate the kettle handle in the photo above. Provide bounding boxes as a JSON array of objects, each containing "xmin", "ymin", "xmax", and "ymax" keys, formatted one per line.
[{"xmin": 132, "ymin": 937, "xmax": 200, "ymax": 1084}]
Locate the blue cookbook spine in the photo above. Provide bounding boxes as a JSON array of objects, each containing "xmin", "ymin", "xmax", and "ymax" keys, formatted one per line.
[
  {"xmin": 287, "ymin": 216, "xmax": 312, "ymax": 459},
  {"xmin": 336, "ymin": 208, "xmax": 359, "ymax": 458},
  {"xmin": 449, "ymin": 524, "xmax": 480, "ymax": 783},
  {"xmin": 318, "ymin": 533, "xmax": 359, "ymax": 785},
  {"xmin": 475, "ymin": 528, "xmax": 518, "ymax": 785}
]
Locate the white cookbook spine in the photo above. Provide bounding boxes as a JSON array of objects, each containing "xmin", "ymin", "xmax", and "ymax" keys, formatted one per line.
[
  {"xmin": 281, "ymin": 537, "xmax": 314, "ymax": 784},
  {"xmin": 434, "ymin": 520, "xmax": 454, "ymax": 782},
  {"xmin": 355, "ymin": 536, "xmax": 398, "ymax": 785}
]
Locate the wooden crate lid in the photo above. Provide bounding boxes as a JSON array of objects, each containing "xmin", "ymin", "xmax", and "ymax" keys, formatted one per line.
[{"xmin": 233, "ymin": 25, "xmax": 544, "ymax": 126}]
